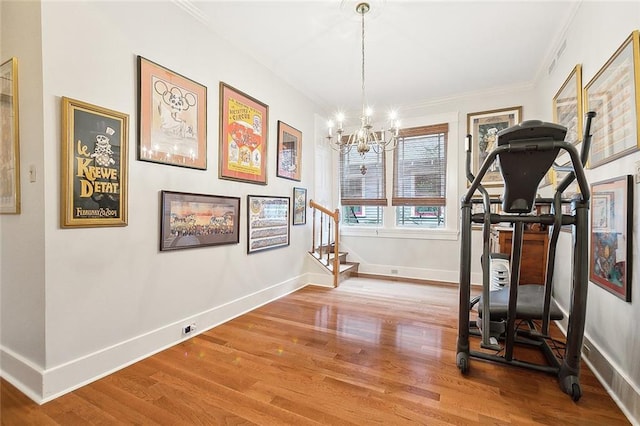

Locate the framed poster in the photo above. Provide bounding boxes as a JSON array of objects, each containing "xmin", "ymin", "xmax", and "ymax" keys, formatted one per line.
[
  {"xmin": 276, "ymin": 121, "xmax": 302, "ymax": 181},
  {"xmin": 0, "ymin": 57, "xmax": 20, "ymax": 214},
  {"xmin": 467, "ymin": 106, "xmax": 522, "ymax": 187},
  {"xmin": 585, "ymin": 31, "xmax": 640, "ymax": 168},
  {"xmin": 247, "ymin": 195, "xmax": 290, "ymax": 253},
  {"xmin": 160, "ymin": 191, "xmax": 240, "ymax": 251},
  {"xmin": 553, "ymin": 64, "xmax": 583, "ymax": 145},
  {"xmin": 61, "ymin": 97, "xmax": 128, "ymax": 228},
  {"xmin": 293, "ymin": 187, "xmax": 307, "ymax": 225},
  {"xmin": 219, "ymin": 82, "xmax": 268, "ymax": 184},
  {"xmin": 137, "ymin": 56, "xmax": 207, "ymax": 169},
  {"xmin": 589, "ymin": 175, "xmax": 633, "ymax": 301}
]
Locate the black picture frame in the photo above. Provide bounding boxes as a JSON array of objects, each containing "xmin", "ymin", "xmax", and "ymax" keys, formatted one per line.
[
  {"xmin": 589, "ymin": 175, "xmax": 633, "ymax": 301},
  {"xmin": 160, "ymin": 190, "xmax": 240, "ymax": 251},
  {"xmin": 293, "ymin": 187, "xmax": 307, "ymax": 225}
]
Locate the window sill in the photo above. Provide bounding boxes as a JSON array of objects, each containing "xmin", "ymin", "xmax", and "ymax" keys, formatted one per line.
[{"xmin": 340, "ymin": 226, "xmax": 459, "ymax": 241}]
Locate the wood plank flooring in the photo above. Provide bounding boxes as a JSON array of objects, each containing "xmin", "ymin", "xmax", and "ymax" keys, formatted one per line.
[{"xmin": 1, "ymin": 278, "xmax": 630, "ymax": 425}]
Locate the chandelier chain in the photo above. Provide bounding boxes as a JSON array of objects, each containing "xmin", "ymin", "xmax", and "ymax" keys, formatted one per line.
[{"xmin": 361, "ymin": 5, "xmax": 366, "ymax": 117}]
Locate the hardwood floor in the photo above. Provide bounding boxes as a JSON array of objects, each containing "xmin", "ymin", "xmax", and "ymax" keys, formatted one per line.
[{"xmin": 1, "ymin": 278, "xmax": 630, "ymax": 425}]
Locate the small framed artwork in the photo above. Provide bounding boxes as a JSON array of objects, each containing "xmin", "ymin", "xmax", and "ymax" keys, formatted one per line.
[
  {"xmin": 219, "ymin": 82, "xmax": 268, "ymax": 185},
  {"xmin": 276, "ymin": 121, "xmax": 302, "ymax": 181},
  {"xmin": 137, "ymin": 56, "xmax": 207, "ymax": 169},
  {"xmin": 160, "ymin": 191, "xmax": 240, "ymax": 251},
  {"xmin": 247, "ymin": 195, "xmax": 290, "ymax": 253},
  {"xmin": 589, "ymin": 175, "xmax": 633, "ymax": 301},
  {"xmin": 0, "ymin": 57, "xmax": 20, "ymax": 214},
  {"xmin": 467, "ymin": 106, "xmax": 522, "ymax": 187},
  {"xmin": 61, "ymin": 97, "xmax": 128, "ymax": 228},
  {"xmin": 553, "ymin": 64, "xmax": 583, "ymax": 145},
  {"xmin": 293, "ymin": 187, "xmax": 307, "ymax": 225},
  {"xmin": 585, "ymin": 31, "xmax": 640, "ymax": 168}
]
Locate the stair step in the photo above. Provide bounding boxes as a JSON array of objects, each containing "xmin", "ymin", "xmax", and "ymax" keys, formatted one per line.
[
  {"xmin": 308, "ymin": 251, "xmax": 358, "ymax": 285},
  {"xmin": 310, "ymin": 251, "xmax": 348, "ymax": 264}
]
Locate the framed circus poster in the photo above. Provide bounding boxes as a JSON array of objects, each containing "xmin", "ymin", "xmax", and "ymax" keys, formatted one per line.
[
  {"xmin": 0, "ymin": 57, "xmax": 20, "ymax": 214},
  {"xmin": 219, "ymin": 82, "xmax": 268, "ymax": 185},
  {"xmin": 160, "ymin": 191, "xmax": 240, "ymax": 251},
  {"xmin": 276, "ymin": 121, "xmax": 302, "ymax": 181},
  {"xmin": 585, "ymin": 31, "xmax": 640, "ymax": 168},
  {"xmin": 247, "ymin": 195, "xmax": 290, "ymax": 253},
  {"xmin": 589, "ymin": 175, "xmax": 633, "ymax": 301},
  {"xmin": 61, "ymin": 97, "xmax": 128, "ymax": 228},
  {"xmin": 137, "ymin": 56, "xmax": 207, "ymax": 169},
  {"xmin": 467, "ymin": 106, "xmax": 522, "ymax": 187}
]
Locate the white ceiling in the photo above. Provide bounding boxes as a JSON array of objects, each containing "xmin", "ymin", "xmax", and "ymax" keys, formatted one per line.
[{"xmin": 179, "ymin": 0, "xmax": 579, "ymax": 116}]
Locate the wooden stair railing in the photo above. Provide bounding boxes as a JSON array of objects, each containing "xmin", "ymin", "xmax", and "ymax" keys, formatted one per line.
[{"xmin": 309, "ymin": 199, "xmax": 340, "ymax": 287}]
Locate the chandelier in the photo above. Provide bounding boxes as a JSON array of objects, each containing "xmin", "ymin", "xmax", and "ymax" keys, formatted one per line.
[{"xmin": 326, "ymin": 2, "xmax": 400, "ymax": 163}]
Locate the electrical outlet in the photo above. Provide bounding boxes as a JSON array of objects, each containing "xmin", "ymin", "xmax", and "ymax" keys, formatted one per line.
[
  {"xmin": 182, "ymin": 323, "xmax": 196, "ymax": 335},
  {"xmin": 391, "ymin": 269, "xmax": 399, "ymax": 274}
]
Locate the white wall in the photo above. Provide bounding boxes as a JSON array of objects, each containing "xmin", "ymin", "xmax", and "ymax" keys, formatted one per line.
[
  {"xmin": 0, "ymin": 0, "xmax": 47, "ymax": 399},
  {"xmin": 1, "ymin": 0, "xmax": 320, "ymax": 401},
  {"xmin": 534, "ymin": 2, "xmax": 640, "ymax": 422}
]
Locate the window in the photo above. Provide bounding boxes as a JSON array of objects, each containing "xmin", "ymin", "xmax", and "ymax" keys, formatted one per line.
[
  {"xmin": 340, "ymin": 145, "xmax": 386, "ymax": 226},
  {"xmin": 393, "ymin": 123, "xmax": 448, "ymax": 228}
]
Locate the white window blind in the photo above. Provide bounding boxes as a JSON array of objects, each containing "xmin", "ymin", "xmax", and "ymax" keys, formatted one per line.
[
  {"xmin": 392, "ymin": 123, "xmax": 448, "ymax": 207},
  {"xmin": 340, "ymin": 147, "xmax": 387, "ymax": 206}
]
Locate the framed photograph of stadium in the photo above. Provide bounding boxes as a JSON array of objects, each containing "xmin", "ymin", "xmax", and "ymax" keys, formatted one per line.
[
  {"xmin": 585, "ymin": 31, "xmax": 640, "ymax": 168},
  {"xmin": 276, "ymin": 121, "xmax": 302, "ymax": 181},
  {"xmin": 293, "ymin": 187, "xmax": 307, "ymax": 225},
  {"xmin": 160, "ymin": 191, "xmax": 240, "ymax": 251},
  {"xmin": 589, "ymin": 175, "xmax": 633, "ymax": 301},
  {"xmin": 137, "ymin": 56, "xmax": 207, "ymax": 169},
  {"xmin": 553, "ymin": 64, "xmax": 582, "ymax": 145},
  {"xmin": 61, "ymin": 97, "xmax": 128, "ymax": 228},
  {"xmin": 467, "ymin": 106, "xmax": 522, "ymax": 187},
  {"xmin": 0, "ymin": 57, "xmax": 20, "ymax": 214},
  {"xmin": 247, "ymin": 195, "xmax": 290, "ymax": 253},
  {"xmin": 219, "ymin": 82, "xmax": 268, "ymax": 184}
]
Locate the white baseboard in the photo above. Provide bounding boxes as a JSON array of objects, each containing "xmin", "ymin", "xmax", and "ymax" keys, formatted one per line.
[
  {"xmin": 0, "ymin": 347, "xmax": 44, "ymax": 402},
  {"xmin": 356, "ymin": 263, "xmax": 458, "ymax": 284},
  {"xmin": 555, "ymin": 311, "xmax": 639, "ymax": 425},
  {"xmin": 580, "ymin": 336, "xmax": 640, "ymax": 426},
  {"xmin": 1, "ymin": 275, "xmax": 310, "ymax": 404}
]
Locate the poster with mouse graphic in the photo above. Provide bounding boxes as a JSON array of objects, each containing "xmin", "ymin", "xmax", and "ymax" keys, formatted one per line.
[
  {"xmin": 61, "ymin": 97, "xmax": 129, "ymax": 228},
  {"xmin": 137, "ymin": 56, "xmax": 207, "ymax": 170}
]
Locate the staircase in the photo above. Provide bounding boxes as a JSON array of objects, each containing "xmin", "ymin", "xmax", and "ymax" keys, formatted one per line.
[{"xmin": 309, "ymin": 200, "xmax": 359, "ymax": 287}]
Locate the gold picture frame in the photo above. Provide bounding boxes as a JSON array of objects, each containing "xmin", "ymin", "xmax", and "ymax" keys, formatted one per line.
[
  {"xmin": 61, "ymin": 97, "xmax": 129, "ymax": 228},
  {"xmin": 553, "ymin": 64, "xmax": 583, "ymax": 145},
  {"xmin": 467, "ymin": 106, "xmax": 522, "ymax": 187},
  {"xmin": 0, "ymin": 57, "xmax": 20, "ymax": 214},
  {"xmin": 219, "ymin": 82, "xmax": 268, "ymax": 185},
  {"xmin": 585, "ymin": 30, "xmax": 640, "ymax": 168}
]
